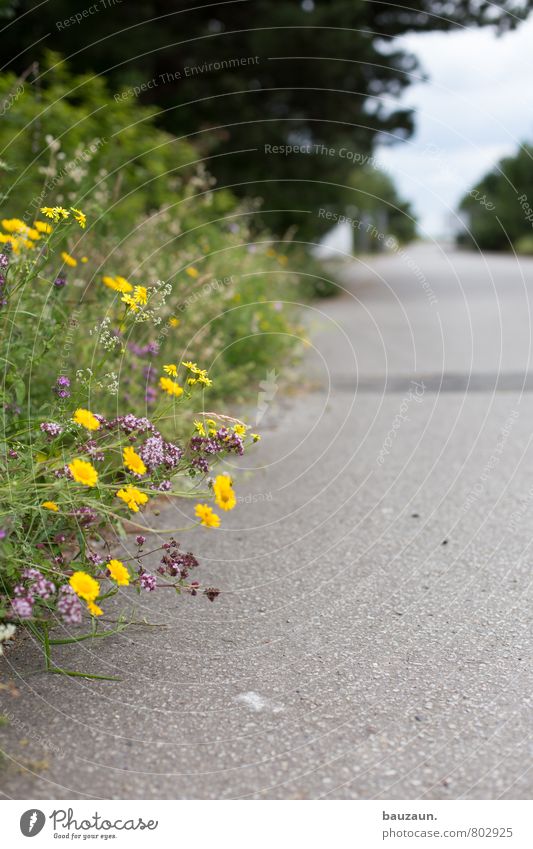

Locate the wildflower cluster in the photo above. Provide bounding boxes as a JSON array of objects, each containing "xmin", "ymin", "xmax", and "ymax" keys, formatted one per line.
[{"xmin": 0, "ymin": 204, "xmax": 261, "ymax": 675}]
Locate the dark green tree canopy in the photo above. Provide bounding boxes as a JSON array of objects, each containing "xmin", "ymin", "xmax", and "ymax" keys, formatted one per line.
[
  {"xmin": 458, "ymin": 144, "xmax": 533, "ymax": 251},
  {"xmin": 4, "ymin": 0, "xmax": 532, "ymax": 234}
]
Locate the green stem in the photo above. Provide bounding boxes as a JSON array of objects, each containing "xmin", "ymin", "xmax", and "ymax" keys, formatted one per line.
[{"xmin": 48, "ymin": 666, "xmax": 120, "ymax": 681}]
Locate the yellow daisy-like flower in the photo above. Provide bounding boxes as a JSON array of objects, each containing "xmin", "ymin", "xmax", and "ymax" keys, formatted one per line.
[
  {"xmin": 70, "ymin": 570, "xmax": 100, "ymax": 602},
  {"xmin": 1, "ymin": 218, "xmax": 27, "ymax": 233},
  {"xmin": 159, "ymin": 376, "xmax": 184, "ymax": 398},
  {"xmin": 195, "ymin": 503, "xmax": 221, "ymax": 528},
  {"xmin": 206, "ymin": 419, "xmax": 217, "ymax": 428},
  {"xmin": 233, "ymin": 424, "xmax": 247, "ymax": 436},
  {"xmin": 193, "ymin": 420, "xmax": 206, "ymax": 436},
  {"xmin": 121, "ymin": 293, "xmax": 140, "ymax": 312},
  {"xmin": 0, "ymin": 233, "xmax": 20, "ymax": 252},
  {"xmin": 61, "ymin": 251, "xmax": 77, "ymax": 267},
  {"xmin": 87, "ymin": 600, "xmax": 103, "ymax": 617},
  {"xmin": 213, "ymin": 474, "xmax": 237, "ymax": 512},
  {"xmin": 26, "ymin": 227, "xmax": 40, "ymax": 241},
  {"xmin": 42, "ymin": 500, "xmax": 59, "ymax": 511},
  {"xmin": 251, "ymin": 433, "xmax": 261, "ymax": 442},
  {"xmin": 34, "ymin": 220, "xmax": 52, "ymax": 234},
  {"xmin": 197, "ymin": 373, "xmax": 213, "ymax": 387},
  {"xmin": 123, "ymin": 446, "xmax": 147, "ymax": 476},
  {"xmin": 181, "ymin": 360, "xmax": 198, "ymax": 371},
  {"xmin": 107, "ymin": 559, "xmax": 130, "ymax": 586},
  {"xmin": 114, "ymin": 275, "xmax": 133, "ymax": 292},
  {"xmin": 168, "ymin": 317, "xmax": 180, "ymax": 327},
  {"xmin": 102, "ymin": 275, "xmax": 133, "ymax": 293},
  {"xmin": 68, "ymin": 458, "xmax": 99, "ymax": 487},
  {"xmin": 40, "ymin": 206, "xmax": 69, "ymax": 222},
  {"xmin": 133, "ymin": 285, "xmax": 148, "ymax": 305},
  {"xmin": 70, "ymin": 207, "xmax": 86, "ymax": 229},
  {"xmin": 163, "ymin": 363, "xmax": 177, "ymax": 377},
  {"xmin": 72, "ymin": 408, "xmax": 100, "ymax": 431},
  {"xmin": 186, "ymin": 267, "xmax": 199, "ymax": 278},
  {"xmin": 187, "ymin": 378, "xmax": 197, "ymax": 386},
  {"xmin": 116, "ymin": 484, "xmax": 149, "ymax": 513}
]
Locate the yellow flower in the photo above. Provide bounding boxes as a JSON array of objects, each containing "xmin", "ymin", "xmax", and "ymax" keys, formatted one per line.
[
  {"xmin": 40, "ymin": 206, "xmax": 69, "ymax": 222},
  {"xmin": 42, "ymin": 500, "xmax": 59, "ymax": 511},
  {"xmin": 186, "ymin": 267, "xmax": 199, "ymax": 278},
  {"xmin": 0, "ymin": 233, "xmax": 20, "ymax": 252},
  {"xmin": 1, "ymin": 218, "xmax": 27, "ymax": 233},
  {"xmin": 187, "ymin": 378, "xmax": 197, "ymax": 386},
  {"xmin": 233, "ymin": 424, "xmax": 246, "ymax": 436},
  {"xmin": 193, "ymin": 420, "xmax": 206, "ymax": 436},
  {"xmin": 87, "ymin": 600, "xmax": 103, "ymax": 617},
  {"xmin": 121, "ymin": 294, "xmax": 140, "ymax": 311},
  {"xmin": 68, "ymin": 458, "xmax": 98, "ymax": 487},
  {"xmin": 251, "ymin": 433, "xmax": 261, "ymax": 442},
  {"xmin": 195, "ymin": 503, "xmax": 221, "ymax": 528},
  {"xmin": 133, "ymin": 285, "xmax": 147, "ymax": 305},
  {"xmin": 61, "ymin": 251, "xmax": 77, "ymax": 267},
  {"xmin": 70, "ymin": 207, "xmax": 86, "ymax": 228},
  {"xmin": 70, "ymin": 571, "xmax": 100, "ymax": 602},
  {"xmin": 206, "ymin": 419, "xmax": 217, "ymax": 428},
  {"xmin": 114, "ymin": 275, "xmax": 133, "ymax": 292},
  {"xmin": 26, "ymin": 227, "xmax": 40, "ymax": 240},
  {"xmin": 116, "ymin": 484, "xmax": 149, "ymax": 513},
  {"xmin": 197, "ymin": 373, "xmax": 213, "ymax": 387},
  {"xmin": 34, "ymin": 220, "xmax": 52, "ymax": 234},
  {"xmin": 213, "ymin": 474, "xmax": 236, "ymax": 511},
  {"xmin": 168, "ymin": 317, "xmax": 180, "ymax": 327},
  {"xmin": 159, "ymin": 376, "xmax": 183, "ymax": 397},
  {"xmin": 81, "ymin": 256, "xmax": 88, "ymax": 263},
  {"xmin": 182, "ymin": 360, "xmax": 198, "ymax": 371},
  {"xmin": 163, "ymin": 363, "xmax": 177, "ymax": 377},
  {"xmin": 72, "ymin": 408, "xmax": 100, "ymax": 431},
  {"xmin": 107, "ymin": 559, "xmax": 130, "ymax": 586},
  {"xmin": 123, "ymin": 446, "xmax": 147, "ymax": 476},
  {"xmin": 102, "ymin": 275, "xmax": 133, "ymax": 293}
]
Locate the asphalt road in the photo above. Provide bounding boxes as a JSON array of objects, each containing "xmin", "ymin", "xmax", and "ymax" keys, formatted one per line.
[{"xmin": 1, "ymin": 243, "xmax": 533, "ymax": 799}]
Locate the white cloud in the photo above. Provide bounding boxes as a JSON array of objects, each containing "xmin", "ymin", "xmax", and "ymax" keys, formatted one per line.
[{"xmin": 376, "ymin": 16, "xmax": 533, "ymax": 237}]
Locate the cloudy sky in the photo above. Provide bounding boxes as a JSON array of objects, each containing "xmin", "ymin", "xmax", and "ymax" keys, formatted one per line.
[{"xmin": 375, "ymin": 15, "xmax": 533, "ymax": 238}]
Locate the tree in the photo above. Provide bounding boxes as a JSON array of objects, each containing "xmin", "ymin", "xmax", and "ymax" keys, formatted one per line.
[
  {"xmin": 4, "ymin": 0, "xmax": 532, "ymax": 235},
  {"xmin": 458, "ymin": 145, "xmax": 533, "ymax": 251}
]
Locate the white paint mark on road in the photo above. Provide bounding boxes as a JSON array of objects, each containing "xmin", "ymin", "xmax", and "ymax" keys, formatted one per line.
[{"xmin": 235, "ymin": 691, "xmax": 284, "ymax": 713}]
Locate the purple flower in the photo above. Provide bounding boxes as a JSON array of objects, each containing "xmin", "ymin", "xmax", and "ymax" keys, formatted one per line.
[
  {"xmin": 40, "ymin": 421, "xmax": 63, "ymax": 438},
  {"xmin": 57, "ymin": 586, "xmax": 82, "ymax": 625},
  {"xmin": 71, "ymin": 506, "xmax": 98, "ymax": 526},
  {"xmin": 22, "ymin": 567, "xmax": 42, "ymax": 581},
  {"xmin": 0, "ymin": 253, "xmax": 8, "ymax": 268},
  {"xmin": 34, "ymin": 577, "xmax": 56, "ymax": 599},
  {"xmin": 80, "ymin": 439, "xmax": 105, "ymax": 461},
  {"xmin": 54, "ymin": 277, "xmax": 66, "ymax": 288},
  {"xmin": 140, "ymin": 573, "xmax": 157, "ymax": 592},
  {"xmin": 87, "ymin": 551, "xmax": 104, "ymax": 567},
  {"xmin": 11, "ymin": 596, "xmax": 34, "ymax": 619},
  {"xmin": 54, "ymin": 375, "xmax": 70, "ymax": 399},
  {"xmin": 136, "ymin": 535, "xmax": 146, "ymax": 546},
  {"xmin": 0, "ymin": 528, "xmax": 7, "ymax": 540}
]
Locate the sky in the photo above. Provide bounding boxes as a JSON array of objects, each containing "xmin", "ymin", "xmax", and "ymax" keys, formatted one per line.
[{"xmin": 374, "ymin": 15, "xmax": 533, "ymax": 238}]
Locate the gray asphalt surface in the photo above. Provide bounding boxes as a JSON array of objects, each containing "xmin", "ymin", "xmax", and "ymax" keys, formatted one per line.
[{"xmin": 1, "ymin": 243, "xmax": 532, "ymax": 799}]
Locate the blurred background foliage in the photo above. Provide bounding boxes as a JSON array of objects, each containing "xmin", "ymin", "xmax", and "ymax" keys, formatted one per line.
[
  {"xmin": 2, "ymin": 0, "xmax": 529, "ymax": 240},
  {"xmin": 458, "ymin": 144, "xmax": 533, "ymax": 253}
]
